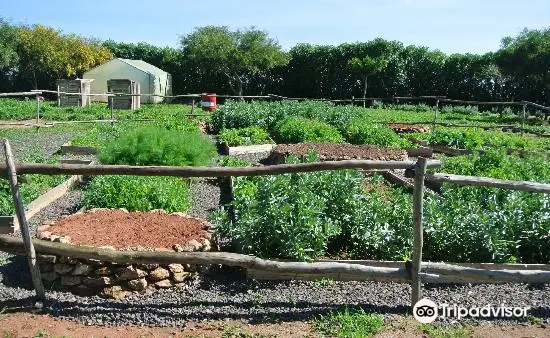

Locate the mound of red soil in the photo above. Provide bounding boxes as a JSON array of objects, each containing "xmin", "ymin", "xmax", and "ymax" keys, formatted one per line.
[
  {"xmin": 266, "ymin": 143, "xmax": 407, "ymax": 164},
  {"xmin": 45, "ymin": 210, "xmax": 210, "ymax": 250}
]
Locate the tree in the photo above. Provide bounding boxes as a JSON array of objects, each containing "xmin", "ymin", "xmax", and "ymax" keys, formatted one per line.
[
  {"xmin": 15, "ymin": 25, "xmax": 112, "ymax": 89},
  {"xmin": 181, "ymin": 26, "xmax": 289, "ymax": 96},
  {"xmin": 0, "ymin": 19, "xmax": 19, "ymax": 91},
  {"xmin": 348, "ymin": 55, "xmax": 389, "ymax": 106}
]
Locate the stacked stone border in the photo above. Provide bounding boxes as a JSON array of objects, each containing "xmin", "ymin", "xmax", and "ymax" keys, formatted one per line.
[{"xmin": 35, "ymin": 208, "xmax": 214, "ymax": 299}]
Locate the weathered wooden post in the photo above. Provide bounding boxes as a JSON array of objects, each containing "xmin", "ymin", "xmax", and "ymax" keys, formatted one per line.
[
  {"xmin": 3, "ymin": 140, "xmax": 46, "ymax": 302},
  {"xmin": 521, "ymin": 103, "xmax": 527, "ymax": 135},
  {"xmin": 351, "ymin": 96, "xmax": 354, "ymax": 107},
  {"xmin": 433, "ymin": 99, "xmax": 440, "ymax": 130},
  {"xmin": 35, "ymin": 94, "xmax": 40, "ymax": 125},
  {"xmin": 109, "ymin": 95, "xmax": 114, "ymax": 127},
  {"xmin": 191, "ymin": 97, "xmax": 195, "ymax": 114},
  {"xmin": 411, "ymin": 157, "xmax": 428, "ymax": 307}
]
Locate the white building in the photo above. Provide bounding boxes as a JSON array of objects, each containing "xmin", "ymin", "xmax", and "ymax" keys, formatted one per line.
[{"xmin": 83, "ymin": 58, "xmax": 172, "ymax": 103}]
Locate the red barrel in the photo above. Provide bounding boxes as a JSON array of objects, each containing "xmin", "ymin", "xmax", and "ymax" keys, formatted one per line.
[{"xmin": 200, "ymin": 93, "xmax": 217, "ymax": 111}]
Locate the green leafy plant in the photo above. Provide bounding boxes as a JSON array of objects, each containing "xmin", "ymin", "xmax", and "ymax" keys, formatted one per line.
[
  {"xmin": 219, "ymin": 126, "xmax": 272, "ymax": 146},
  {"xmin": 83, "ymin": 175, "xmax": 191, "ymax": 212},
  {"xmin": 344, "ymin": 118, "xmax": 412, "ymax": 147},
  {"xmin": 314, "ymin": 308, "xmax": 384, "ymax": 338},
  {"xmin": 98, "ymin": 125, "xmax": 216, "ymax": 166},
  {"xmin": 274, "ymin": 117, "xmax": 344, "ymax": 144}
]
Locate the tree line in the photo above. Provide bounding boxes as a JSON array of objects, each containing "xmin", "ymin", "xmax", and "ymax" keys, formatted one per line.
[{"xmin": 1, "ymin": 19, "xmax": 549, "ymax": 105}]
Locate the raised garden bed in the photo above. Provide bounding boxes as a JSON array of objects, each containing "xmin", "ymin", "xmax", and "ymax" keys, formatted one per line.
[
  {"xmin": 265, "ymin": 143, "xmax": 409, "ymax": 164},
  {"xmin": 59, "ymin": 141, "xmax": 97, "ymax": 155},
  {"xmin": 36, "ymin": 209, "xmax": 215, "ymax": 298},
  {"xmin": 222, "ymin": 143, "xmax": 276, "ymax": 156},
  {"xmin": 389, "ymin": 124, "xmax": 430, "ymax": 133}
]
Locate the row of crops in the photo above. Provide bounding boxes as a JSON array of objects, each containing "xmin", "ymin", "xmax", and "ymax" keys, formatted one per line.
[{"xmin": 0, "ymin": 98, "xmax": 548, "ymax": 265}]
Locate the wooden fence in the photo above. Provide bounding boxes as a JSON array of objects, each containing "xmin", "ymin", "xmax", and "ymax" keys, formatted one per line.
[{"xmin": 0, "ymin": 140, "xmax": 549, "ymax": 309}]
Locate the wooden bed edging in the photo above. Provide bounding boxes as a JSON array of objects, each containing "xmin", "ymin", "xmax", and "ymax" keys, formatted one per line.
[
  {"xmin": 222, "ymin": 143, "xmax": 276, "ymax": 156},
  {"xmin": 1, "ymin": 235, "xmax": 549, "ymax": 284},
  {"xmin": 59, "ymin": 142, "xmax": 97, "ymax": 155}
]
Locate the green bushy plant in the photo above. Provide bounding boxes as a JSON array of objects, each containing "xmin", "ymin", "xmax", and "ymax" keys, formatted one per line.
[
  {"xmin": 218, "ymin": 126, "xmax": 271, "ymax": 146},
  {"xmin": 98, "ymin": 125, "xmax": 216, "ymax": 166},
  {"xmin": 274, "ymin": 117, "xmax": 344, "ymax": 143},
  {"xmin": 344, "ymin": 118, "xmax": 412, "ymax": 147},
  {"xmin": 441, "ymin": 105, "xmax": 479, "ymax": 115},
  {"xmin": 83, "ymin": 175, "xmax": 191, "ymax": 212}
]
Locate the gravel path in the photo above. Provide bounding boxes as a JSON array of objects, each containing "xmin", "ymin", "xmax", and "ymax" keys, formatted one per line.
[{"xmin": 0, "ymin": 130, "xmax": 74, "ymax": 160}]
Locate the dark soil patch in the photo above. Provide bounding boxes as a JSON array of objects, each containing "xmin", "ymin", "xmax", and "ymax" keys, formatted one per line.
[
  {"xmin": 46, "ymin": 210, "xmax": 209, "ymax": 250},
  {"xmin": 266, "ymin": 143, "xmax": 408, "ymax": 164},
  {"xmin": 389, "ymin": 124, "xmax": 430, "ymax": 133}
]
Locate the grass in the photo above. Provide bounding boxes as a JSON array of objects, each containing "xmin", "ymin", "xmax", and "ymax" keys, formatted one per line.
[
  {"xmin": 313, "ymin": 308, "xmax": 384, "ymax": 338},
  {"xmin": 419, "ymin": 323, "xmax": 472, "ymax": 338}
]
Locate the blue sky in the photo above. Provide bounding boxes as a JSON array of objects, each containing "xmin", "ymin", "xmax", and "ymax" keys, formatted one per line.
[{"xmin": 1, "ymin": 0, "xmax": 548, "ymax": 53}]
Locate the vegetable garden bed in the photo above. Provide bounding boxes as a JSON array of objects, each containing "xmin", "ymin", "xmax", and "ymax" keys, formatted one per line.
[
  {"xmin": 35, "ymin": 209, "xmax": 214, "ymax": 298},
  {"xmin": 265, "ymin": 143, "xmax": 409, "ymax": 164}
]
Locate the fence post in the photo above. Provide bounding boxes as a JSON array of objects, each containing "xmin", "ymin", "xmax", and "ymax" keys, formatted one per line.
[
  {"xmin": 521, "ymin": 104, "xmax": 527, "ymax": 135},
  {"xmin": 432, "ymin": 99, "xmax": 440, "ymax": 130},
  {"xmin": 351, "ymin": 96, "xmax": 354, "ymax": 107},
  {"xmin": 3, "ymin": 140, "xmax": 46, "ymax": 302},
  {"xmin": 411, "ymin": 157, "xmax": 428, "ymax": 308},
  {"xmin": 35, "ymin": 94, "xmax": 40, "ymax": 125},
  {"xmin": 109, "ymin": 96, "xmax": 114, "ymax": 127}
]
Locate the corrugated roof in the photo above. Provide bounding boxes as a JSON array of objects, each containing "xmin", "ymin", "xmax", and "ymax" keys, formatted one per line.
[{"xmin": 118, "ymin": 58, "xmax": 169, "ymax": 76}]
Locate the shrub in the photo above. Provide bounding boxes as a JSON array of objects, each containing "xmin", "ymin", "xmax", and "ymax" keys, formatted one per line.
[
  {"xmin": 98, "ymin": 125, "xmax": 216, "ymax": 166},
  {"xmin": 274, "ymin": 117, "xmax": 344, "ymax": 143},
  {"xmin": 83, "ymin": 175, "xmax": 191, "ymax": 212},
  {"xmin": 441, "ymin": 105, "xmax": 479, "ymax": 115},
  {"xmin": 218, "ymin": 126, "xmax": 271, "ymax": 146},
  {"xmin": 425, "ymin": 128, "xmax": 484, "ymax": 149},
  {"xmin": 344, "ymin": 119, "xmax": 412, "ymax": 147}
]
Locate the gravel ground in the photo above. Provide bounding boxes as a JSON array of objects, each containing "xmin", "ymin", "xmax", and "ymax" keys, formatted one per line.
[{"xmin": 0, "ymin": 130, "xmax": 74, "ymax": 160}]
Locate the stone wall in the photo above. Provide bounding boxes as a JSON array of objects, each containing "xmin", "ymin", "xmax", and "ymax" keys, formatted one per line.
[{"xmin": 36, "ymin": 210, "xmax": 214, "ymax": 299}]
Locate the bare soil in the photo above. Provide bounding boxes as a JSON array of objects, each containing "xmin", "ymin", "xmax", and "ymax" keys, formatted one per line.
[
  {"xmin": 389, "ymin": 124, "xmax": 430, "ymax": 133},
  {"xmin": 267, "ymin": 143, "xmax": 407, "ymax": 164},
  {"xmin": 47, "ymin": 210, "xmax": 209, "ymax": 250},
  {"xmin": 1, "ymin": 313, "xmax": 548, "ymax": 338}
]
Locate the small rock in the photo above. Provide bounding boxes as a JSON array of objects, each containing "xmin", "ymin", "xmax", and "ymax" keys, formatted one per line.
[
  {"xmin": 118, "ymin": 208, "xmax": 129, "ymax": 213},
  {"xmin": 181, "ymin": 239, "xmax": 202, "ymax": 252},
  {"xmin": 94, "ymin": 266, "xmax": 112, "ymax": 276},
  {"xmin": 171, "ymin": 212, "xmax": 188, "ymax": 217},
  {"xmin": 168, "ymin": 264, "xmax": 184, "ymax": 274},
  {"xmin": 53, "ymin": 263, "xmax": 74, "ymax": 275},
  {"xmin": 37, "ymin": 254, "xmax": 56, "ymax": 264},
  {"xmin": 37, "ymin": 231, "xmax": 52, "ymax": 240},
  {"xmin": 155, "ymin": 279, "xmax": 174, "ymax": 288},
  {"xmin": 149, "ymin": 209, "xmax": 167, "ymax": 214},
  {"xmin": 116, "ymin": 266, "xmax": 147, "ymax": 281},
  {"xmin": 49, "ymin": 235, "xmax": 60, "ymax": 242},
  {"xmin": 101, "ymin": 286, "xmax": 129, "ymax": 299},
  {"xmin": 98, "ymin": 245, "xmax": 116, "ymax": 251},
  {"xmin": 72, "ymin": 263, "xmax": 94, "ymax": 276},
  {"xmin": 84, "ymin": 259, "xmax": 104, "ymax": 266},
  {"xmin": 172, "ymin": 244, "xmax": 184, "ymax": 252},
  {"xmin": 171, "ymin": 272, "xmax": 189, "ymax": 283},
  {"xmin": 58, "ymin": 236, "xmax": 71, "ymax": 244},
  {"xmin": 153, "ymin": 247, "xmax": 172, "ymax": 252},
  {"xmin": 136, "ymin": 263, "xmax": 159, "ymax": 271},
  {"xmin": 201, "ymin": 239, "xmax": 212, "ymax": 252},
  {"xmin": 39, "ymin": 263, "xmax": 54, "ymax": 272},
  {"xmin": 128, "ymin": 278, "xmax": 148, "ymax": 291},
  {"xmin": 88, "ymin": 208, "xmax": 110, "ymax": 213},
  {"xmin": 149, "ymin": 267, "xmax": 170, "ymax": 282},
  {"xmin": 58, "ymin": 256, "xmax": 77, "ymax": 264},
  {"xmin": 60, "ymin": 276, "xmax": 82, "ymax": 286},
  {"xmin": 41, "ymin": 271, "xmax": 59, "ymax": 283},
  {"xmin": 201, "ymin": 231, "xmax": 212, "ymax": 241},
  {"xmin": 82, "ymin": 276, "xmax": 112, "ymax": 287}
]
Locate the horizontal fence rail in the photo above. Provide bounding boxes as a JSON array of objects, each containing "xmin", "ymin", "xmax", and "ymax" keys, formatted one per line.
[
  {"xmin": 426, "ymin": 173, "xmax": 550, "ymax": 193},
  {"xmin": 0, "ymin": 160, "xmax": 442, "ymax": 178}
]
